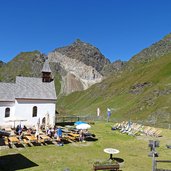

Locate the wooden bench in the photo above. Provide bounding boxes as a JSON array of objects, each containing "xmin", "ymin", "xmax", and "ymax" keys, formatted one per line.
[
  {"xmin": 39, "ymin": 134, "xmax": 51, "ymax": 142},
  {"xmin": 93, "ymin": 163, "xmax": 120, "ymax": 171},
  {"xmin": 64, "ymin": 135, "xmax": 77, "ymax": 142},
  {"xmin": 23, "ymin": 138, "xmax": 29, "ymax": 144},
  {"xmin": 8, "ymin": 136, "xmax": 20, "ymax": 144},
  {"xmin": 4, "ymin": 137, "xmax": 9, "ymax": 145}
]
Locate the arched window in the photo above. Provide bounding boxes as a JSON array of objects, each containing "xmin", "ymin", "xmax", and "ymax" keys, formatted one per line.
[
  {"xmin": 5, "ymin": 108, "xmax": 10, "ymax": 117},
  {"xmin": 42, "ymin": 117, "xmax": 45, "ymax": 124},
  {"xmin": 32, "ymin": 106, "xmax": 37, "ymax": 117}
]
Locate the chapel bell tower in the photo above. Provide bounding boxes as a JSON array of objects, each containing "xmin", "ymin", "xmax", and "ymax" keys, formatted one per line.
[{"xmin": 42, "ymin": 58, "xmax": 53, "ymax": 82}]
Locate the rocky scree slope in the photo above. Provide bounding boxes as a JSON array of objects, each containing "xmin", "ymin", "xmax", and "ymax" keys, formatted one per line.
[
  {"xmin": 49, "ymin": 39, "xmax": 118, "ymax": 95},
  {"xmin": 54, "ymin": 39, "xmax": 110, "ymax": 73}
]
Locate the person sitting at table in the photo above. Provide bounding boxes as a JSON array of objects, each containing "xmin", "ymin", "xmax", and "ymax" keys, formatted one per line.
[
  {"xmin": 79, "ymin": 129, "xmax": 85, "ymax": 142},
  {"xmin": 47, "ymin": 128, "xmax": 52, "ymax": 138},
  {"xmin": 16, "ymin": 124, "xmax": 22, "ymax": 135},
  {"xmin": 27, "ymin": 128, "xmax": 32, "ymax": 134},
  {"xmin": 83, "ymin": 129, "xmax": 95, "ymax": 137},
  {"xmin": 83, "ymin": 129, "xmax": 89, "ymax": 136}
]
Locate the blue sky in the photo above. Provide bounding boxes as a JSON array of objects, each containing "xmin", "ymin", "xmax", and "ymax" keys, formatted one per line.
[{"xmin": 0, "ymin": 0, "xmax": 171, "ymax": 63}]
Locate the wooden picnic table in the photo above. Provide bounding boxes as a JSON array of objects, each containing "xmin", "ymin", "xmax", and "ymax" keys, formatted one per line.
[
  {"xmin": 24, "ymin": 135, "xmax": 37, "ymax": 142},
  {"xmin": 8, "ymin": 136, "xmax": 22, "ymax": 147},
  {"xmin": 63, "ymin": 133, "xmax": 79, "ymax": 142},
  {"xmin": 39, "ymin": 134, "xmax": 51, "ymax": 141},
  {"xmin": 8, "ymin": 136, "xmax": 20, "ymax": 144},
  {"xmin": 68, "ymin": 132, "xmax": 79, "ymax": 138}
]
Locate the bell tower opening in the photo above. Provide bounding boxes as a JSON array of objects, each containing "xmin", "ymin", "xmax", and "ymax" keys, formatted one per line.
[{"xmin": 42, "ymin": 58, "xmax": 53, "ymax": 82}]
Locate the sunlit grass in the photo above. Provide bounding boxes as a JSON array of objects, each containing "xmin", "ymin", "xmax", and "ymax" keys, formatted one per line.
[
  {"xmin": 58, "ymin": 53, "xmax": 171, "ymax": 127},
  {"xmin": 1, "ymin": 121, "xmax": 171, "ymax": 171}
]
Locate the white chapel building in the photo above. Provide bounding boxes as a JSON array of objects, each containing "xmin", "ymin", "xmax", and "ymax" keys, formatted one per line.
[{"xmin": 0, "ymin": 60, "xmax": 57, "ymax": 128}]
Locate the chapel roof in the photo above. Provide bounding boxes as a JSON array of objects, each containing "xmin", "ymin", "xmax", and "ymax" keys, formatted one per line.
[
  {"xmin": 0, "ymin": 83, "xmax": 15, "ymax": 101},
  {"xmin": 0, "ymin": 76, "xmax": 57, "ymax": 101},
  {"xmin": 15, "ymin": 76, "xmax": 57, "ymax": 100}
]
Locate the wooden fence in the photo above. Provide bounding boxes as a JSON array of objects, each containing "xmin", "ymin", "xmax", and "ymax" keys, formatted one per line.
[{"xmin": 55, "ymin": 115, "xmax": 101, "ymax": 124}]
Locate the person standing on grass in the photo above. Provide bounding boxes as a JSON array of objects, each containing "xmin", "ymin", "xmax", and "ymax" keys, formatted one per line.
[
  {"xmin": 35, "ymin": 128, "xmax": 40, "ymax": 142},
  {"xmin": 79, "ymin": 129, "xmax": 85, "ymax": 142},
  {"xmin": 107, "ymin": 108, "xmax": 111, "ymax": 122},
  {"xmin": 56, "ymin": 126, "xmax": 63, "ymax": 146}
]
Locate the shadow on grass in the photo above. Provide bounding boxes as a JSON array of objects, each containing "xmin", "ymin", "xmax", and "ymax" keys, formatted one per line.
[
  {"xmin": 14, "ymin": 143, "xmax": 25, "ymax": 148},
  {"xmin": 0, "ymin": 153, "xmax": 38, "ymax": 171},
  {"xmin": 31, "ymin": 142, "xmax": 42, "ymax": 146},
  {"xmin": 0, "ymin": 138, "xmax": 6, "ymax": 146},
  {"xmin": 85, "ymin": 137, "xmax": 98, "ymax": 141},
  {"xmin": 62, "ymin": 139, "xmax": 72, "ymax": 144},
  {"xmin": 45, "ymin": 140, "xmax": 54, "ymax": 145},
  {"xmin": 113, "ymin": 157, "xmax": 124, "ymax": 167}
]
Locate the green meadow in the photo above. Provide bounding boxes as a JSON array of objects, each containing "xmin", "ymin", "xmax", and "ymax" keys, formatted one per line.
[
  {"xmin": 58, "ymin": 53, "xmax": 171, "ymax": 128},
  {"xmin": 1, "ymin": 121, "xmax": 171, "ymax": 171}
]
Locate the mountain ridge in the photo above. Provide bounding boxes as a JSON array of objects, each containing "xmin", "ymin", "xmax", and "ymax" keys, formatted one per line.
[
  {"xmin": 0, "ymin": 33, "xmax": 171, "ymax": 128},
  {"xmin": 54, "ymin": 39, "xmax": 111, "ymax": 73},
  {"xmin": 57, "ymin": 33, "xmax": 171, "ymax": 128},
  {"xmin": 131, "ymin": 33, "xmax": 171, "ymax": 63}
]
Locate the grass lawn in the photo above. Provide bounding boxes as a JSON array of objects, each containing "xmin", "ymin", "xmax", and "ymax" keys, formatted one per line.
[{"xmin": 0, "ymin": 121, "xmax": 171, "ymax": 171}]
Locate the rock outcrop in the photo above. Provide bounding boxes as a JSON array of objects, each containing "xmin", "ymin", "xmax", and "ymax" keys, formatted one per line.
[
  {"xmin": 48, "ymin": 39, "xmax": 114, "ymax": 95},
  {"xmin": 48, "ymin": 51, "xmax": 103, "ymax": 95},
  {"xmin": 54, "ymin": 39, "xmax": 110, "ymax": 73},
  {"xmin": 101, "ymin": 60, "xmax": 125, "ymax": 76}
]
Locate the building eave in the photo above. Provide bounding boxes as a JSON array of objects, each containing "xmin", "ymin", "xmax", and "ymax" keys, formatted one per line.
[
  {"xmin": 15, "ymin": 98, "xmax": 57, "ymax": 102},
  {"xmin": 0, "ymin": 100, "xmax": 15, "ymax": 102}
]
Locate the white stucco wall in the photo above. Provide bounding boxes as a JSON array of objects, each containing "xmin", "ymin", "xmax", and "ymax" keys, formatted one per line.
[
  {"xmin": 15, "ymin": 99, "xmax": 56, "ymax": 127},
  {"xmin": 0, "ymin": 99, "xmax": 56, "ymax": 128},
  {"xmin": 0, "ymin": 102, "xmax": 15, "ymax": 127}
]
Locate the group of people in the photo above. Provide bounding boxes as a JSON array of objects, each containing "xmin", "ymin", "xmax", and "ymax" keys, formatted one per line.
[
  {"xmin": 15, "ymin": 124, "xmax": 63, "ymax": 146},
  {"xmin": 15, "ymin": 124, "xmax": 28, "ymax": 140},
  {"xmin": 14, "ymin": 121, "xmax": 96, "ymax": 145},
  {"xmin": 46, "ymin": 126, "xmax": 63, "ymax": 146},
  {"xmin": 79, "ymin": 129, "xmax": 91, "ymax": 142}
]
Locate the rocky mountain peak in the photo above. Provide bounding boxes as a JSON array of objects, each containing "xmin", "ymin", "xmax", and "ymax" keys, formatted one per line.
[
  {"xmin": 48, "ymin": 39, "xmax": 126, "ymax": 94},
  {"xmin": 74, "ymin": 38, "xmax": 83, "ymax": 44},
  {"xmin": 54, "ymin": 39, "xmax": 110, "ymax": 73}
]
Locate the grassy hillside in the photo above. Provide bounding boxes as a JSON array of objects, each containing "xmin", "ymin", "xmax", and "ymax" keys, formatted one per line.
[
  {"xmin": 0, "ymin": 51, "xmax": 62, "ymax": 97},
  {"xmin": 58, "ymin": 53, "xmax": 171, "ymax": 128},
  {"xmin": 0, "ymin": 51, "xmax": 43, "ymax": 82}
]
